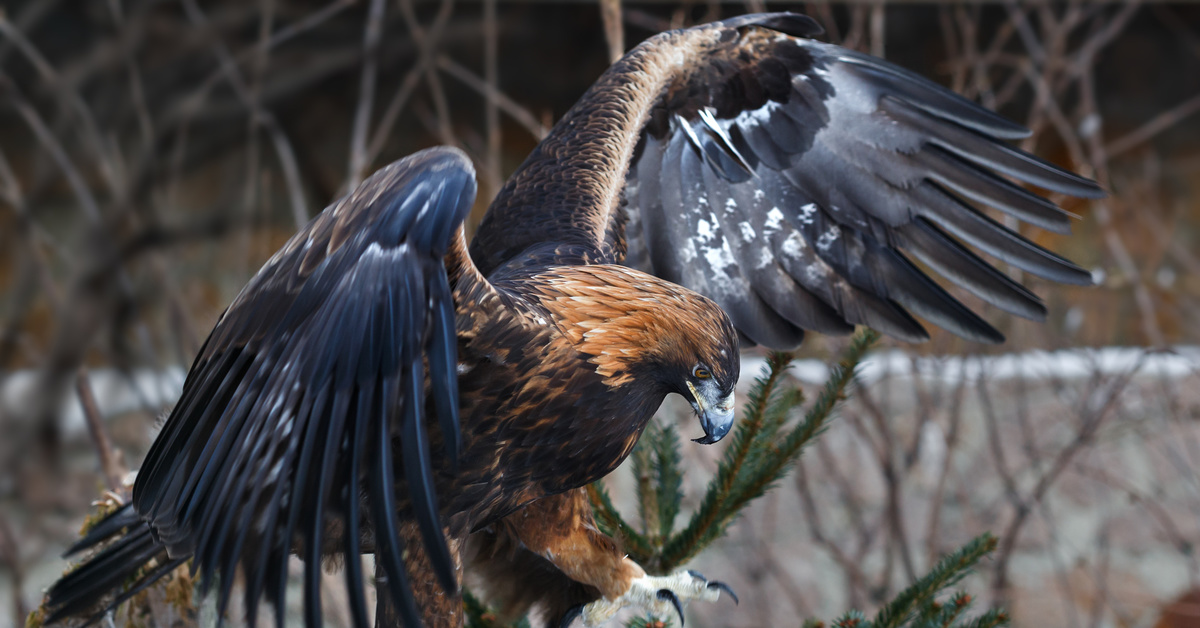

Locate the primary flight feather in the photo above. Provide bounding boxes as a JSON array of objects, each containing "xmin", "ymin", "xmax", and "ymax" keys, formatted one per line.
[{"xmin": 44, "ymin": 12, "xmax": 1100, "ymax": 628}]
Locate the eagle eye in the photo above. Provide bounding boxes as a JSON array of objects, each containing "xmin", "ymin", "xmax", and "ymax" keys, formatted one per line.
[{"xmin": 693, "ymin": 365, "xmax": 712, "ymax": 380}]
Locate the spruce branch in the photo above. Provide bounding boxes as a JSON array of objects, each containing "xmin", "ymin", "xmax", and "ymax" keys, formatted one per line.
[
  {"xmin": 801, "ymin": 537, "xmax": 1006, "ymax": 628},
  {"xmin": 661, "ymin": 329, "xmax": 879, "ymax": 567},
  {"xmin": 954, "ymin": 608, "xmax": 1008, "ymax": 628},
  {"xmin": 587, "ymin": 482, "xmax": 654, "ymax": 561},
  {"xmin": 627, "ymin": 420, "xmax": 685, "ymax": 546},
  {"xmin": 909, "ymin": 592, "xmax": 971, "ymax": 628},
  {"xmin": 651, "ymin": 423, "xmax": 684, "ymax": 539},
  {"xmin": 632, "ymin": 435, "xmax": 661, "ymax": 540},
  {"xmin": 871, "ymin": 533, "xmax": 998, "ymax": 628}
]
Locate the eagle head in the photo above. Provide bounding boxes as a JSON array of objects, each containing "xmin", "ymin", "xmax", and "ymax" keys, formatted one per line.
[
  {"xmin": 534, "ymin": 265, "xmax": 741, "ymax": 444},
  {"xmin": 653, "ymin": 297, "xmax": 740, "ymax": 445}
]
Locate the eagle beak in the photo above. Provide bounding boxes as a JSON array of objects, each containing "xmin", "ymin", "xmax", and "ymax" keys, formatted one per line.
[{"xmin": 686, "ymin": 381, "xmax": 735, "ymax": 445}]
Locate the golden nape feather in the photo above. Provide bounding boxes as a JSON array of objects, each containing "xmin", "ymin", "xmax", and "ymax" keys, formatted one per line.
[
  {"xmin": 520, "ymin": 265, "xmax": 738, "ymax": 388},
  {"xmin": 43, "ymin": 11, "xmax": 1098, "ymax": 628}
]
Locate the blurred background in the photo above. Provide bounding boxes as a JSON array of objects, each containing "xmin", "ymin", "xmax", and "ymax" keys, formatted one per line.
[{"xmin": 0, "ymin": 0, "xmax": 1198, "ymax": 626}]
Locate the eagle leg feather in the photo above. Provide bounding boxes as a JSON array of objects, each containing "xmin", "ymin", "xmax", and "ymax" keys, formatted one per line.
[{"xmin": 484, "ymin": 489, "xmax": 733, "ymax": 627}]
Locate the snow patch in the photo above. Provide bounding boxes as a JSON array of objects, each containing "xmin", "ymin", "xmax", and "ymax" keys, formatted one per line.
[{"xmin": 740, "ymin": 346, "xmax": 1200, "ymax": 387}]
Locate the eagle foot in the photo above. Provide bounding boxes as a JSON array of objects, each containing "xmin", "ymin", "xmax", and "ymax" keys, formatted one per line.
[{"xmin": 563, "ymin": 570, "xmax": 737, "ymax": 627}]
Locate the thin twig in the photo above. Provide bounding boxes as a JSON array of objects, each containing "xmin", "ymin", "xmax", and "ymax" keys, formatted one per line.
[
  {"xmin": 483, "ymin": 0, "xmax": 501, "ymax": 202},
  {"xmin": 397, "ymin": 0, "xmax": 457, "ymax": 147},
  {"xmin": 180, "ymin": 0, "xmax": 308, "ymax": 228},
  {"xmin": 437, "ymin": 56, "xmax": 547, "ymax": 141},
  {"xmin": 365, "ymin": 0, "xmax": 456, "ymax": 165},
  {"xmin": 348, "ymin": 0, "xmax": 387, "ymax": 189},
  {"xmin": 0, "ymin": 513, "xmax": 25, "ymax": 628},
  {"xmin": 75, "ymin": 367, "xmax": 127, "ymax": 494},
  {"xmin": 0, "ymin": 74, "xmax": 102, "ymax": 222},
  {"xmin": 870, "ymin": 2, "xmax": 885, "ymax": 58},
  {"xmin": 1105, "ymin": 92, "xmax": 1200, "ymax": 159},
  {"xmin": 599, "ymin": 0, "xmax": 624, "ymax": 64}
]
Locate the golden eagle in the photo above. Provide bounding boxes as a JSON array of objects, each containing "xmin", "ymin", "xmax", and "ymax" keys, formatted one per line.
[{"xmin": 43, "ymin": 12, "xmax": 1101, "ymax": 628}]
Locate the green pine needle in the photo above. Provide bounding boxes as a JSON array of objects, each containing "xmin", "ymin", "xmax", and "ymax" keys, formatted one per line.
[
  {"xmin": 909, "ymin": 591, "xmax": 971, "ymax": 628},
  {"xmin": 662, "ymin": 329, "xmax": 879, "ymax": 567},
  {"xmin": 587, "ymin": 482, "xmax": 653, "ymax": 562},
  {"xmin": 653, "ymin": 423, "xmax": 684, "ymax": 539},
  {"xmin": 955, "ymin": 608, "xmax": 1009, "ymax": 628},
  {"xmin": 632, "ymin": 434, "xmax": 660, "ymax": 540},
  {"xmin": 871, "ymin": 533, "xmax": 999, "ymax": 628},
  {"xmin": 835, "ymin": 609, "xmax": 869, "ymax": 627}
]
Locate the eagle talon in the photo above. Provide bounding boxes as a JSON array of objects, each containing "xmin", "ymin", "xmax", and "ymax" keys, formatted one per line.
[
  {"xmin": 560, "ymin": 604, "xmax": 585, "ymax": 627},
  {"xmin": 656, "ymin": 589, "xmax": 685, "ymax": 626},
  {"xmin": 685, "ymin": 569, "xmax": 738, "ymax": 605},
  {"xmin": 577, "ymin": 570, "xmax": 731, "ymax": 626},
  {"xmin": 707, "ymin": 581, "xmax": 739, "ymax": 605}
]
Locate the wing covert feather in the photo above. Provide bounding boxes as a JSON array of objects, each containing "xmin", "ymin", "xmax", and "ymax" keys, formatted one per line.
[{"xmin": 474, "ymin": 13, "xmax": 1101, "ymax": 348}]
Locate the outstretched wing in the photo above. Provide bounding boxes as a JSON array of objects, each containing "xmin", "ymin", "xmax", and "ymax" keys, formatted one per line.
[
  {"xmin": 132, "ymin": 147, "xmax": 477, "ymax": 627},
  {"xmin": 471, "ymin": 13, "xmax": 1102, "ymax": 348}
]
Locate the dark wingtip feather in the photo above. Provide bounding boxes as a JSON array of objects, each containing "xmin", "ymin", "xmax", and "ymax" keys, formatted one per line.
[
  {"xmin": 882, "ymin": 249, "xmax": 1007, "ymax": 345},
  {"xmin": 1067, "ymin": 179, "xmax": 1107, "ymax": 200},
  {"xmin": 371, "ymin": 382, "xmax": 424, "ymax": 628},
  {"xmin": 62, "ymin": 504, "xmax": 139, "ymax": 558},
  {"xmin": 342, "ymin": 384, "xmax": 374, "ymax": 628},
  {"xmin": 70, "ymin": 557, "xmax": 189, "ymax": 628},
  {"xmin": 900, "ymin": 219, "xmax": 1049, "ymax": 322},
  {"xmin": 917, "ymin": 146, "xmax": 1074, "ymax": 235},
  {"xmin": 427, "ymin": 273, "xmax": 461, "ymax": 469},
  {"xmin": 916, "ymin": 183, "xmax": 1095, "ymax": 286},
  {"xmin": 45, "ymin": 528, "xmax": 164, "ymax": 623},
  {"xmin": 883, "ymin": 97, "xmax": 1104, "ymax": 200},
  {"xmin": 837, "ymin": 54, "xmax": 1031, "ymax": 140},
  {"xmin": 400, "ymin": 361, "xmax": 457, "ymax": 593}
]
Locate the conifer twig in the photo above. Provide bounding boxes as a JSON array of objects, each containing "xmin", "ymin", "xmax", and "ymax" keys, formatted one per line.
[
  {"xmin": 632, "ymin": 436, "xmax": 661, "ymax": 540},
  {"xmin": 871, "ymin": 533, "xmax": 998, "ymax": 628},
  {"xmin": 587, "ymin": 482, "xmax": 653, "ymax": 560},
  {"xmin": 651, "ymin": 424, "xmax": 683, "ymax": 539},
  {"xmin": 661, "ymin": 329, "xmax": 879, "ymax": 568}
]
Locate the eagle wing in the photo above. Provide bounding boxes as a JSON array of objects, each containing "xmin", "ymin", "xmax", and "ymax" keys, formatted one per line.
[
  {"xmin": 131, "ymin": 147, "xmax": 477, "ymax": 627},
  {"xmin": 471, "ymin": 13, "xmax": 1103, "ymax": 348}
]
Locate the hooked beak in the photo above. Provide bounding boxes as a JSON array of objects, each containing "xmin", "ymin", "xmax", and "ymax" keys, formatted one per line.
[{"xmin": 685, "ymin": 381, "xmax": 735, "ymax": 445}]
